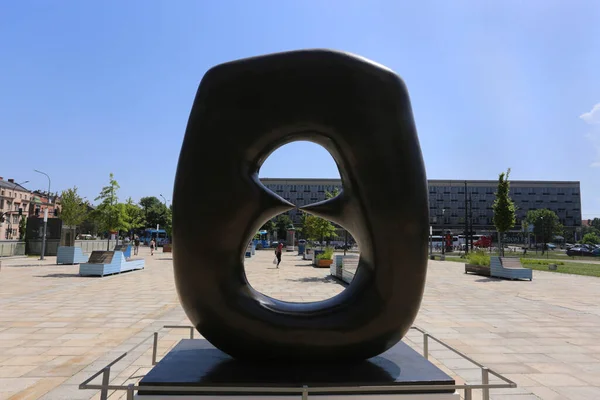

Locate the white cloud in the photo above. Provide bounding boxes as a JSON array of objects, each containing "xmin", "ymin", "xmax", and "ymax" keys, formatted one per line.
[
  {"xmin": 582, "ymin": 103, "xmax": 600, "ymax": 167},
  {"xmin": 580, "ymin": 103, "xmax": 600, "ymax": 124},
  {"xmin": 585, "ymin": 131, "xmax": 600, "ymax": 168}
]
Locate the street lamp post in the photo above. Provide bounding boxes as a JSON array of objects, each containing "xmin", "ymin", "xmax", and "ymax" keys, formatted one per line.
[
  {"xmin": 33, "ymin": 170, "xmax": 51, "ymax": 260},
  {"xmin": 464, "ymin": 181, "xmax": 469, "ymax": 255},
  {"xmin": 159, "ymin": 194, "xmax": 170, "ymax": 208},
  {"xmin": 159, "ymin": 194, "xmax": 170, "ymax": 243},
  {"xmin": 441, "ymin": 209, "xmax": 446, "ymax": 256},
  {"xmin": 540, "ymin": 216, "xmax": 546, "ymax": 258}
]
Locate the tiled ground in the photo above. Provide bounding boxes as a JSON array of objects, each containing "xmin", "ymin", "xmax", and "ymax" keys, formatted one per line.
[{"xmin": 0, "ymin": 249, "xmax": 599, "ymax": 399}]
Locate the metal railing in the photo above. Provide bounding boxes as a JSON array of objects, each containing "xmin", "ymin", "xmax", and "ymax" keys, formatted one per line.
[{"xmin": 80, "ymin": 325, "xmax": 517, "ymax": 400}]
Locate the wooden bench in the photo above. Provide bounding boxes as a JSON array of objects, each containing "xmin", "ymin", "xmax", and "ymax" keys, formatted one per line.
[
  {"xmin": 79, "ymin": 251, "xmax": 145, "ymax": 277},
  {"xmin": 490, "ymin": 256, "xmax": 532, "ymax": 281}
]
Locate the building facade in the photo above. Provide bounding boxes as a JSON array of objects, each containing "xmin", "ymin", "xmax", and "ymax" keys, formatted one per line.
[
  {"xmin": 427, "ymin": 180, "xmax": 581, "ymax": 239},
  {"xmin": 260, "ymin": 178, "xmax": 582, "ymax": 241},
  {"xmin": 0, "ymin": 178, "xmax": 31, "ymax": 239},
  {"xmin": 0, "ymin": 177, "xmax": 63, "ymax": 240},
  {"xmin": 28, "ymin": 191, "xmax": 61, "ymax": 219}
]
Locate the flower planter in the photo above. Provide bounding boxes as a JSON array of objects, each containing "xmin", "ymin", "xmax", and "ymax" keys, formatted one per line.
[
  {"xmin": 317, "ymin": 259, "xmax": 333, "ymax": 268},
  {"xmin": 163, "ymin": 244, "xmax": 172, "ymax": 253}
]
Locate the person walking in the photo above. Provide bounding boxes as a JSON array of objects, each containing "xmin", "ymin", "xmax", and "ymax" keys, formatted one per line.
[
  {"xmin": 134, "ymin": 236, "xmax": 140, "ymax": 256},
  {"xmin": 150, "ymin": 238, "xmax": 156, "ymax": 256},
  {"xmin": 275, "ymin": 242, "xmax": 284, "ymax": 268}
]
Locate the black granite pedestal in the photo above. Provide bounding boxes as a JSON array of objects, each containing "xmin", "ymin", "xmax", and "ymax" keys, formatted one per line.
[{"xmin": 138, "ymin": 339, "xmax": 456, "ymax": 398}]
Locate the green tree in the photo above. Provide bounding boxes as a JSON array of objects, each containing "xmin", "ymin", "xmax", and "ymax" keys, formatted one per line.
[
  {"xmin": 303, "ymin": 214, "xmax": 337, "ymax": 247},
  {"xmin": 139, "ymin": 196, "xmax": 169, "ymax": 228},
  {"xmin": 164, "ymin": 204, "xmax": 173, "ymax": 239},
  {"xmin": 581, "ymin": 224, "xmax": 600, "ymax": 239},
  {"xmin": 325, "ymin": 188, "xmax": 340, "ymax": 199},
  {"xmin": 19, "ymin": 216, "xmax": 27, "ymax": 240},
  {"xmin": 59, "ymin": 187, "xmax": 88, "ymax": 245},
  {"xmin": 525, "ymin": 209, "xmax": 563, "ymax": 253},
  {"xmin": 123, "ymin": 197, "xmax": 145, "ymax": 235},
  {"xmin": 581, "ymin": 232, "xmax": 600, "ymax": 245},
  {"xmin": 274, "ymin": 214, "xmax": 293, "ymax": 241},
  {"xmin": 260, "ymin": 220, "xmax": 276, "ymax": 238},
  {"xmin": 492, "ymin": 169, "xmax": 516, "ymax": 256},
  {"xmin": 93, "ymin": 173, "xmax": 128, "ymax": 250}
]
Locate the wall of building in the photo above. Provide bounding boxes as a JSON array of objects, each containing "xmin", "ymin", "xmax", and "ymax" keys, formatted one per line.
[
  {"xmin": 260, "ymin": 178, "xmax": 582, "ymax": 239},
  {"xmin": 261, "ymin": 178, "xmax": 342, "ymax": 225},
  {"xmin": 0, "ymin": 178, "xmax": 31, "ymax": 240},
  {"xmin": 427, "ymin": 180, "xmax": 581, "ymax": 236}
]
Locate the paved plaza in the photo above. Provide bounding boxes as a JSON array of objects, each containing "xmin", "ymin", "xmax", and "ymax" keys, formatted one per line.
[{"xmin": 0, "ymin": 248, "xmax": 599, "ymax": 399}]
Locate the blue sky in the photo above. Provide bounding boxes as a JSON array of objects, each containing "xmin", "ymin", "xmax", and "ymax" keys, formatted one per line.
[{"xmin": 1, "ymin": 1, "xmax": 599, "ymax": 217}]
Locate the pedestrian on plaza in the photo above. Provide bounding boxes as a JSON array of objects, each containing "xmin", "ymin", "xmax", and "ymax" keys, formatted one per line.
[
  {"xmin": 150, "ymin": 238, "xmax": 156, "ymax": 256},
  {"xmin": 275, "ymin": 242, "xmax": 284, "ymax": 268},
  {"xmin": 134, "ymin": 236, "xmax": 140, "ymax": 256}
]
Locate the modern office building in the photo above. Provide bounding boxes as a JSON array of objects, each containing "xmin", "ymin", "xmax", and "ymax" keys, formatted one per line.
[
  {"xmin": 261, "ymin": 178, "xmax": 342, "ymax": 224},
  {"xmin": 260, "ymin": 178, "xmax": 582, "ymax": 241}
]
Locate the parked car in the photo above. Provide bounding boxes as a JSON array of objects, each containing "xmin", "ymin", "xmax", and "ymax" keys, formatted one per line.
[
  {"xmin": 566, "ymin": 246, "xmax": 600, "ymax": 257},
  {"xmin": 334, "ymin": 244, "xmax": 352, "ymax": 250},
  {"xmin": 474, "ymin": 236, "xmax": 492, "ymax": 248}
]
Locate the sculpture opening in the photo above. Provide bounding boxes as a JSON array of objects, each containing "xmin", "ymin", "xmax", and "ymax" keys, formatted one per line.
[{"xmin": 243, "ymin": 141, "xmax": 351, "ymax": 302}]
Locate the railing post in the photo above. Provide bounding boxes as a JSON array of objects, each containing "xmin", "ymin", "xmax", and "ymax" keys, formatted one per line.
[
  {"xmin": 126, "ymin": 383, "xmax": 135, "ymax": 400},
  {"xmin": 152, "ymin": 332, "xmax": 158, "ymax": 365},
  {"xmin": 100, "ymin": 367, "xmax": 110, "ymax": 400},
  {"xmin": 302, "ymin": 385, "xmax": 308, "ymax": 400},
  {"xmin": 423, "ymin": 333, "xmax": 429, "ymax": 360},
  {"xmin": 482, "ymin": 367, "xmax": 490, "ymax": 400},
  {"xmin": 464, "ymin": 387, "xmax": 472, "ymax": 400},
  {"xmin": 190, "ymin": 327, "xmax": 194, "ymax": 339}
]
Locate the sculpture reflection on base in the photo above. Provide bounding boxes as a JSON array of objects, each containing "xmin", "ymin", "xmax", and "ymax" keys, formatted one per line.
[{"xmin": 172, "ymin": 49, "xmax": 429, "ymax": 362}]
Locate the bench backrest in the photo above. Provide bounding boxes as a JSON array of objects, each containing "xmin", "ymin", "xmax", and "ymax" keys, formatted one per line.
[{"xmin": 501, "ymin": 257, "xmax": 523, "ymax": 269}]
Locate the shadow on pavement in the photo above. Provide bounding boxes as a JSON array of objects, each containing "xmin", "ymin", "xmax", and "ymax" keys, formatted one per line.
[
  {"xmin": 475, "ymin": 277, "xmax": 503, "ymax": 283},
  {"xmin": 34, "ymin": 273, "xmax": 87, "ymax": 278},
  {"xmin": 293, "ymin": 263, "xmax": 315, "ymax": 268},
  {"xmin": 287, "ymin": 275, "xmax": 341, "ymax": 285}
]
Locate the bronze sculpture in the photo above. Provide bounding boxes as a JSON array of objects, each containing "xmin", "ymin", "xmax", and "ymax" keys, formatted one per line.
[{"xmin": 172, "ymin": 49, "xmax": 429, "ymax": 362}]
